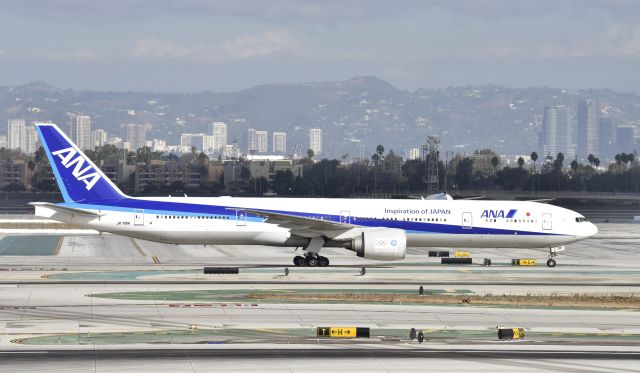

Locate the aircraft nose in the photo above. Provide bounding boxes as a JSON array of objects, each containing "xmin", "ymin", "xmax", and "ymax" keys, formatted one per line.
[{"xmin": 578, "ymin": 222, "xmax": 598, "ymax": 239}]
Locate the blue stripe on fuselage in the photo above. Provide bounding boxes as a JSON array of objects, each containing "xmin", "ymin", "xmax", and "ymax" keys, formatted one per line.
[{"xmin": 60, "ymin": 198, "xmax": 563, "ymax": 237}]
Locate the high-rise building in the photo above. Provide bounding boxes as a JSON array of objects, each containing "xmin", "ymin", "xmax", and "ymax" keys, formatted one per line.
[
  {"xmin": 74, "ymin": 115, "xmax": 92, "ymax": 149},
  {"xmin": 247, "ymin": 129, "xmax": 257, "ymax": 153},
  {"xmin": 0, "ymin": 136, "xmax": 7, "ymax": 149},
  {"xmin": 66, "ymin": 113, "xmax": 76, "ymax": 141},
  {"xmin": 93, "ymin": 129, "xmax": 108, "ymax": 147},
  {"xmin": 180, "ymin": 133, "xmax": 193, "ymax": 148},
  {"xmin": 598, "ymin": 117, "xmax": 614, "ymax": 160},
  {"xmin": 191, "ymin": 134, "xmax": 215, "ymax": 153},
  {"xmin": 181, "ymin": 133, "xmax": 214, "ymax": 153},
  {"xmin": 256, "ymin": 131, "xmax": 268, "ymax": 154},
  {"xmin": 272, "ymin": 132, "xmax": 287, "ymax": 154},
  {"xmin": 542, "ymin": 106, "xmax": 575, "ymax": 160},
  {"xmin": 577, "ymin": 100, "xmax": 599, "ymax": 159},
  {"xmin": 126, "ymin": 123, "xmax": 147, "ymax": 150},
  {"xmin": 210, "ymin": 122, "xmax": 227, "ymax": 153},
  {"xmin": 309, "ymin": 128, "xmax": 322, "ymax": 155},
  {"xmin": 7, "ymin": 119, "xmax": 25, "ymax": 150},
  {"xmin": 408, "ymin": 148, "xmax": 421, "ymax": 160},
  {"xmin": 151, "ymin": 139, "xmax": 166, "ymax": 152},
  {"xmin": 615, "ymin": 125, "xmax": 636, "ymax": 152},
  {"xmin": 23, "ymin": 126, "xmax": 37, "ymax": 154}
]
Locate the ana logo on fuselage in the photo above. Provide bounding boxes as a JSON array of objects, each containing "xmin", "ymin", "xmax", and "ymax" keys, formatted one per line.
[
  {"xmin": 51, "ymin": 147, "xmax": 101, "ymax": 191},
  {"xmin": 481, "ymin": 209, "xmax": 517, "ymax": 219}
]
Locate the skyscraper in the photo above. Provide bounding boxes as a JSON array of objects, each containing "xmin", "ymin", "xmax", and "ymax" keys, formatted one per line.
[
  {"xmin": 93, "ymin": 129, "xmax": 108, "ymax": 147},
  {"xmin": 75, "ymin": 115, "xmax": 92, "ymax": 149},
  {"xmin": 598, "ymin": 117, "xmax": 614, "ymax": 160},
  {"xmin": 23, "ymin": 126, "xmax": 37, "ymax": 154},
  {"xmin": 247, "ymin": 128, "xmax": 257, "ymax": 153},
  {"xmin": 615, "ymin": 125, "xmax": 636, "ymax": 152},
  {"xmin": 542, "ymin": 106, "xmax": 575, "ymax": 160},
  {"xmin": 210, "ymin": 122, "xmax": 227, "ymax": 154},
  {"xmin": 7, "ymin": 119, "xmax": 25, "ymax": 150},
  {"xmin": 66, "ymin": 113, "xmax": 76, "ymax": 141},
  {"xmin": 309, "ymin": 128, "xmax": 322, "ymax": 155},
  {"xmin": 256, "ymin": 130, "xmax": 268, "ymax": 154},
  {"xmin": 272, "ymin": 132, "xmax": 287, "ymax": 153},
  {"xmin": 577, "ymin": 100, "xmax": 599, "ymax": 159},
  {"xmin": 126, "ymin": 123, "xmax": 147, "ymax": 150}
]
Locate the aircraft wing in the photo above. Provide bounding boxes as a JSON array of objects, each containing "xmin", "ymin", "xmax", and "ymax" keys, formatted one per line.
[
  {"xmin": 229, "ymin": 208, "xmax": 357, "ymax": 238},
  {"xmin": 29, "ymin": 202, "xmax": 104, "ymax": 218}
]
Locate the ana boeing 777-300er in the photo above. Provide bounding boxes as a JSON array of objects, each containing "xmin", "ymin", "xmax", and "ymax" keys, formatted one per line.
[{"xmin": 31, "ymin": 123, "xmax": 598, "ymax": 267}]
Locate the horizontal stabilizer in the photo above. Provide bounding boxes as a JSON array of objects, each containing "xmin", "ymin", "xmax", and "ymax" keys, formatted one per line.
[{"xmin": 29, "ymin": 202, "xmax": 104, "ymax": 217}]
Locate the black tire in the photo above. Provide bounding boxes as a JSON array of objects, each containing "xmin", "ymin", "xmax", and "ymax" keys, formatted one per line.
[
  {"xmin": 293, "ymin": 256, "xmax": 305, "ymax": 266},
  {"xmin": 318, "ymin": 256, "xmax": 330, "ymax": 267},
  {"xmin": 417, "ymin": 331, "xmax": 424, "ymax": 343},
  {"xmin": 409, "ymin": 328, "xmax": 416, "ymax": 340},
  {"xmin": 547, "ymin": 258, "xmax": 557, "ymax": 268},
  {"xmin": 306, "ymin": 256, "xmax": 319, "ymax": 266}
]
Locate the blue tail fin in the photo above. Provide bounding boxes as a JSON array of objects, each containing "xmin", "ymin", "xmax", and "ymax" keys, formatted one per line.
[{"xmin": 35, "ymin": 123, "xmax": 126, "ymax": 203}]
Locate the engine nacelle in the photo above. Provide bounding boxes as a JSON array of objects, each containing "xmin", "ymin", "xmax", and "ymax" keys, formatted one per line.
[{"xmin": 346, "ymin": 228, "xmax": 407, "ymax": 260}]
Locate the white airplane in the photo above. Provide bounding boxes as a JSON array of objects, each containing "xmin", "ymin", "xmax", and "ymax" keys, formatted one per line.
[{"xmin": 31, "ymin": 123, "xmax": 597, "ymax": 267}]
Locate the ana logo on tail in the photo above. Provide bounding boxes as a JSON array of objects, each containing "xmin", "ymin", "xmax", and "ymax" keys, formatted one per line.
[{"xmin": 51, "ymin": 147, "xmax": 101, "ymax": 190}]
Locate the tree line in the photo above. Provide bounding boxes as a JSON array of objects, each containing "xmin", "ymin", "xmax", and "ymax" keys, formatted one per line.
[{"xmin": 4, "ymin": 145, "xmax": 640, "ymax": 196}]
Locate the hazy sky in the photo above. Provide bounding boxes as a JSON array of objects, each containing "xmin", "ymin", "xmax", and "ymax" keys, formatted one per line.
[{"xmin": 1, "ymin": 0, "xmax": 640, "ymax": 92}]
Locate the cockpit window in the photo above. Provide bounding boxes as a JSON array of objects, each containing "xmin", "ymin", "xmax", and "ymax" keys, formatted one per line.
[{"xmin": 575, "ymin": 217, "xmax": 588, "ymax": 223}]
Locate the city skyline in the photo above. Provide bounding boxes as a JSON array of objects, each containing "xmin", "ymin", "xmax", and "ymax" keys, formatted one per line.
[{"xmin": 2, "ymin": 76, "xmax": 639, "ymax": 164}]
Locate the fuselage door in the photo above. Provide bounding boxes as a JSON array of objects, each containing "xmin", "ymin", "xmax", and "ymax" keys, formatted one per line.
[
  {"xmin": 462, "ymin": 212, "xmax": 472, "ymax": 229},
  {"xmin": 133, "ymin": 209, "xmax": 144, "ymax": 226},
  {"xmin": 340, "ymin": 210, "xmax": 351, "ymax": 224},
  {"xmin": 236, "ymin": 209, "xmax": 247, "ymax": 227},
  {"xmin": 542, "ymin": 213, "xmax": 552, "ymax": 230}
]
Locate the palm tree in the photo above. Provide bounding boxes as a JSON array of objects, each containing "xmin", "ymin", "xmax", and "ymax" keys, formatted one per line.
[
  {"xmin": 371, "ymin": 153, "xmax": 380, "ymax": 192},
  {"xmin": 530, "ymin": 151, "xmax": 538, "ymax": 192},
  {"xmin": 490, "ymin": 156, "xmax": 500, "ymax": 174},
  {"xmin": 517, "ymin": 157, "xmax": 525, "ymax": 189},
  {"xmin": 571, "ymin": 160, "xmax": 579, "ymax": 190}
]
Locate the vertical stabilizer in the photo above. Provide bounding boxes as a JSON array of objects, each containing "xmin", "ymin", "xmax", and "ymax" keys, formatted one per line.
[{"xmin": 35, "ymin": 123, "xmax": 126, "ymax": 203}]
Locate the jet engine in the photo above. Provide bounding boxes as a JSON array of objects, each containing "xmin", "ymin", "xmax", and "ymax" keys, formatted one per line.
[{"xmin": 343, "ymin": 228, "xmax": 407, "ymax": 260}]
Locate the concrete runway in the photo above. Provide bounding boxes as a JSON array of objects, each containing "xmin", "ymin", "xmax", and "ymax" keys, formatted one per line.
[{"xmin": 0, "ymin": 222, "xmax": 639, "ymax": 371}]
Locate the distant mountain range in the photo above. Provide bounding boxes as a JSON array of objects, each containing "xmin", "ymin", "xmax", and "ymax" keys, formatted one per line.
[{"xmin": 2, "ymin": 77, "xmax": 640, "ymax": 159}]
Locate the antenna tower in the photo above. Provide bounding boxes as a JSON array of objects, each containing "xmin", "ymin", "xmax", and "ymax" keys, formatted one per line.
[{"xmin": 423, "ymin": 135, "xmax": 440, "ymax": 195}]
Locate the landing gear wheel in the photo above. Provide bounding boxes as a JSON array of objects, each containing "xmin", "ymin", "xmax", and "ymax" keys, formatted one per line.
[
  {"xmin": 318, "ymin": 256, "xmax": 330, "ymax": 267},
  {"xmin": 546, "ymin": 258, "xmax": 557, "ymax": 268},
  {"xmin": 305, "ymin": 256, "xmax": 319, "ymax": 267},
  {"xmin": 293, "ymin": 256, "xmax": 306, "ymax": 266}
]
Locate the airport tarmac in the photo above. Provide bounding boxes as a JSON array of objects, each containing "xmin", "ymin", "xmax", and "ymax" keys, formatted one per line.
[{"xmin": 0, "ymin": 221, "xmax": 638, "ymax": 371}]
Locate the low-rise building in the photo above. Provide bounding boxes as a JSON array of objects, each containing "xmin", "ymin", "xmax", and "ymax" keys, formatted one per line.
[
  {"xmin": 223, "ymin": 159, "xmax": 302, "ymax": 191},
  {"xmin": 0, "ymin": 159, "xmax": 34, "ymax": 190}
]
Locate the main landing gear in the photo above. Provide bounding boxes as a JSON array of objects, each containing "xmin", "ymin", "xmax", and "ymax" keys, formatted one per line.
[
  {"xmin": 293, "ymin": 253, "xmax": 329, "ymax": 267},
  {"xmin": 293, "ymin": 237, "xmax": 329, "ymax": 267},
  {"xmin": 546, "ymin": 246, "xmax": 565, "ymax": 268}
]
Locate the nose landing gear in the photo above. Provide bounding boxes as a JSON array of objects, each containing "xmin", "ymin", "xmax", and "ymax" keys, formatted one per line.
[{"xmin": 547, "ymin": 246, "xmax": 565, "ymax": 267}]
